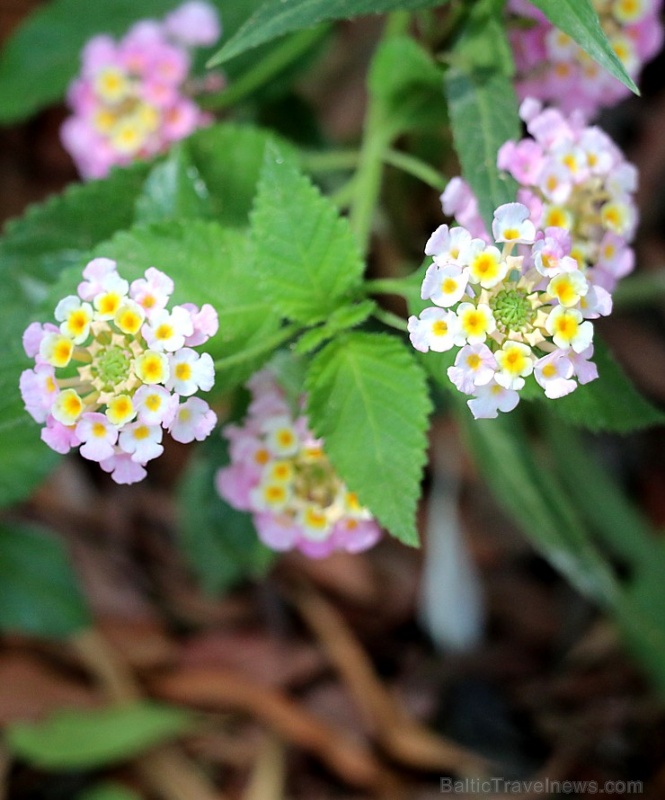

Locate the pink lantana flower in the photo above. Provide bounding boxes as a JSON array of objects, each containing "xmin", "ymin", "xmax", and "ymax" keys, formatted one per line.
[
  {"xmin": 20, "ymin": 258, "xmax": 218, "ymax": 484},
  {"xmin": 409, "ymin": 203, "xmax": 610, "ymax": 418},
  {"xmin": 443, "ymin": 100, "xmax": 639, "ymax": 296},
  {"xmin": 216, "ymin": 369, "xmax": 382, "ymax": 559},
  {"xmin": 507, "ymin": 0, "xmax": 664, "ymax": 118},
  {"xmin": 61, "ymin": 2, "xmax": 221, "ymax": 179}
]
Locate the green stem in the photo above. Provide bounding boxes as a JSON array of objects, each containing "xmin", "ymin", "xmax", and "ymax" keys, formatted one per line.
[
  {"xmin": 366, "ymin": 277, "xmax": 414, "ymax": 297},
  {"xmin": 373, "ymin": 306, "xmax": 408, "ymax": 332},
  {"xmin": 200, "ymin": 26, "xmax": 329, "ymax": 111},
  {"xmin": 383, "ymin": 10, "xmax": 411, "ymax": 36},
  {"xmin": 213, "ymin": 323, "xmax": 300, "ymax": 372},
  {"xmin": 349, "ymin": 101, "xmax": 387, "ymax": 256},
  {"xmin": 349, "ymin": 10, "xmax": 414, "ymax": 256},
  {"xmin": 299, "ymin": 149, "xmax": 360, "ymax": 173},
  {"xmin": 383, "ymin": 149, "xmax": 447, "ymax": 191}
]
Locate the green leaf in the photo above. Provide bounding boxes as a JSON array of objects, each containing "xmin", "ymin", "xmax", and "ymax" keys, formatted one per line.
[
  {"xmin": 542, "ymin": 416, "xmax": 665, "ymax": 696},
  {"xmin": 0, "ymin": 523, "xmax": 90, "ymax": 637},
  {"xmin": 93, "ymin": 221, "xmax": 282, "ymax": 391},
  {"xmin": 546, "ymin": 339, "xmax": 664, "ymax": 432},
  {"xmin": 0, "ymin": 419, "xmax": 60, "ymax": 508},
  {"xmin": 0, "ymin": 306, "xmax": 60, "ymax": 506},
  {"xmin": 529, "ymin": 0, "xmax": 638, "ymax": 95},
  {"xmin": 0, "ymin": 123, "xmax": 294, "ymax": 293},
  {"xmin": 444, "ymin": 64, "xmax": 520, "ymax": 232},
  {"xmin": 134, "ymin": 145, "xmax": 213, "ymax": 224},
  {"xmin": 461, "ymin": 405, "xmax": 665, "ymax": 696},
  {"xmin": 187, "ymin": 123, "xmax": 298, "ymax": 227},
  {"xmin": 453, "ymin": 0, "xmax": 515, "ymax": 76},
  {"xmin": 543, "ymin": 417, "xmax": 665, "ymax": 566},
  {"xmin": 616, "ymin": 574, "xmax": 665, "ymax": 697},
  {"xmin": 209, "ymin": 0, "xmax": 450, "ymax": 66},
  {"xmin": 306, "ymin": 332, "xmax": 432, "ymax": 546},
  {"xmin": 250, "ymin": 144, "xmax": 365, "ymax": 325},
  {"xmin": 5, "ymin": 703, "xmax": 191, "ymax": 770},
  {"xmin": 0, "ymin": 162, "xmax": 150, "ymax": 288},
  {"xmin": 0, "ymin": 0, "xmax": 211, "ymax": 123},
  {"xmin": 457, "ymin": 407, "xmax": 617, "ymax": 604},
  {"xmin": 177, "ymin": 433, "xmax": 275, "ymax": 595},
  {"xmin": 368, "ymin": 36, "xmax": 447, "ymax": 138},
  {"xmin": 294, "ymin": 299, "xmax": 376, "ymax": 354}
]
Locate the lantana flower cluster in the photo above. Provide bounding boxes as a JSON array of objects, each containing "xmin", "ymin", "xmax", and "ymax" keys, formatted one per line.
[
  {"xmin": 409, "ymin": 203, "xmax": 609, "ymax": 419},
  {"xmin": 20, "ymin": 258, "xmax": 218, "ymax": 484},
  {"xmin": 61, "ymin": 1, "xmax": 221, "ymax": 179},
  {"xmin": 508, "ymin": 0, "xmax": 663, "ymax": 118},
  {"xmin": 443, "ymin": 99, "xmax": 638, "ymax": 295},
  {"xmin": 216, "ymin": 369, "xmax": 382, "ymax": 558}
]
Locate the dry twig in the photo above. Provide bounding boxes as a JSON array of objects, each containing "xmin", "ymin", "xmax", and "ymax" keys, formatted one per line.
[
  {"xmin": 151, "ymin": 666, "xmax": 403, "ymax": 798},
  {"xmin": 288, "ymin": 582, "xmax": 488, "ymax": 776}
]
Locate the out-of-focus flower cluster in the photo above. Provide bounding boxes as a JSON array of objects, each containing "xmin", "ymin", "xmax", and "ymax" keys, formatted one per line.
[
  {"xmin": 409, "ymin": 202, "xmax": 609, "ymax": 418},
  {"xmin": 508, "ymin": 0, "xmax": 663, "ymax": 118},
  {"xmin": 443, "ymin": 99, "xmax": 638, "ymax": 296},
  {"xmin": 61, "ymin": 1, "xmax": 221, "ymax": 179},
  {"xmin": 216, "ymin": 369, "xmax": 382, "ymax": 558},
  {"xmin": 20, "ymin": 258, "xmax": 218, "ymax": 484}
]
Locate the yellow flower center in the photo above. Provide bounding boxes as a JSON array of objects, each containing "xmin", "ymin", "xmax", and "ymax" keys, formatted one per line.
[
  {"xmin": 145, "ymin": 394, "xmax": 162, "ymax": 412},
  {"xmin": 175, "ymin": 363, "xmax": 192, "ymax": 381},
  {"xmin": 92, "ymin": 422, "xmax": 107, "ymax": 438}
]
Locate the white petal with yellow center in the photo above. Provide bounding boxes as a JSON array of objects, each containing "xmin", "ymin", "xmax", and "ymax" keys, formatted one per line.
[
  {"xmin": 543, "ymin": 205, "xmax": 573, "ymax": 230},
  {"xmin": 93, "ymin": 67, "xmax": 131, "ymax": 103},
  {"xmin": 457, "ymin": 303, "xmax": 496, "ymax": 344},
  {"xmin": 52, "ymin": 389, "xmax": 84, "ymax": 425},
  {"xmin": 298, "ymin": 504, "xmax": 333, "ymax": 541},
  {"xmin": 491, "ymin": 202, "xmax": 536, "ymax": 245},
  {"xmin": 547, "ymin": 271, "xmax": 588, "ymax": 308},
  {"xmin": 55, "ymin": 296, "xmax": 93, "ymax": 344},
  {"xmin": 468, "ymin": 247, "xmax": 507, "ymax": 289},
  {"xmin": 39, "ymin": 333, "xmax": 74, "ymax": 368},
  {"xmin": 115, "ymin": 299, "xmax": 145, "ymax": 335},
  {"xmin": 251, "ymin": 481, "xmax": 292, "ymax": 512},
  {"xmin": 134, "ymin": 351, "xmax": 169, "ymax": 385},
  {"xmin": 106, "ymin": 394, "xmax": 136, "ymax": 426},
  {"xmin": 263, "ymin": 417, "xmax": 300, "ymax": 457},
  {"xmin": 612, "ymin": 0, "xmax": 647, "ymax": 23},
  {"xmin": 546, "ymin": 306, "xmax": 594, "ymax": 352},
  {"xmin": 600, "ymin": 201, "xmax": 632, "ymax": 236},
  {"xmin": 494, "ymin": 342, "xmax": 534, "ymax": 390},
  {"xmin": 110, "ymin": 119, "xmax": 147, "ymax": 156},
  {"xmin": 267, "ymin": 460, "xmax": 295, "ymax": 483}
]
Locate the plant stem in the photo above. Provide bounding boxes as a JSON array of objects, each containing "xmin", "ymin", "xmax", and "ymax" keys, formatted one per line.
[
  {"xmin": 373, "ymin": 306, "xmax": 408, "ymax": 332},
  {"xmin": 366, "ymin": 277, "xmax": 415, "ymax": 297},
  {"xmin": 299, "ymin": 149, "xmax": 360, "ymax": 173},
  {"xmin": 349, "ymin": 101, "xmax": 387, "ymax": 255},
  {"xmin": 200, "ymin": 26, "xmax": 329, "ymax": 111},
  {"xmin": 383, "ymin": 10, "xmax": 411, "ymax": 37},
  {"xmin": 383, "ymin": 149, "xmax": 447, "ymax": 191},
  {"xmin": 349, "ymin": 11, "xmax": 418, "ymax": 255},
  {"xmin": 213, "ymin": 323, "xmax": 301, "ymax": 372}
]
